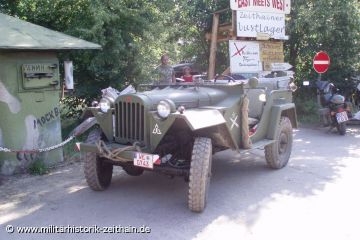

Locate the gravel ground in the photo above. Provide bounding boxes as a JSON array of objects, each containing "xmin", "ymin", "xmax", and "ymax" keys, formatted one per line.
[{"xmin": 0, "ymin": 126, "xmax": 359, "ymax": 240}]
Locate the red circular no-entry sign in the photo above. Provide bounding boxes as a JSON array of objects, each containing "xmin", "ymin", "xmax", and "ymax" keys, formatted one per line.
[{"xmin": 313, "ymin": 51, "xmax": 330, "ymax": 74}]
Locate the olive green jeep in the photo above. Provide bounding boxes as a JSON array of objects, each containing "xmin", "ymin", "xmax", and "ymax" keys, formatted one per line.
[{"xmin": 75, "ymin": 75, "xmax": 297, "ymax": 213}]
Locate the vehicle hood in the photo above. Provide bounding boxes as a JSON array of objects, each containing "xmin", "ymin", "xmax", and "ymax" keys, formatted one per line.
[{"xmin": 117, "ymin": 85, "xmax": 231, "ymax": 110}]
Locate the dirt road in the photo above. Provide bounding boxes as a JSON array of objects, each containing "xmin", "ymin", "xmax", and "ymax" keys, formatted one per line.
[{"xmin": 1, "ymin": 126, "xmax": 359, "ymax": 240}]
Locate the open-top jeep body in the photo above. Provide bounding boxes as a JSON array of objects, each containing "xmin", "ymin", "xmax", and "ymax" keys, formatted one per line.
[{"xmin": 78, "ymin": 76, "xmax": 297, "ymax": 212}]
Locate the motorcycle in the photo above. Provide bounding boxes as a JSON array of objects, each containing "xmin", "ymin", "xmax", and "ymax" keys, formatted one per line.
[{"xmin": 316, "ymin": 80, "xmax": 350, "ymax": 135}]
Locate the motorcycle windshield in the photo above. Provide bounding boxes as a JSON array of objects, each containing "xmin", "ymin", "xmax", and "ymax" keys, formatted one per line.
[{"xmin": 330, "ymin": 94, "xmax": 345, "ymax": 104}]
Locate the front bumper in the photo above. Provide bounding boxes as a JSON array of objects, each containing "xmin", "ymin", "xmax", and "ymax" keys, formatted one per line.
[
  {"xmin": 79, "ymin": 142, "xmax": 189, "ymax": 176},
  {"xmin": 79, "ymin": 142, "xmax": 140, "ymax": 162}
]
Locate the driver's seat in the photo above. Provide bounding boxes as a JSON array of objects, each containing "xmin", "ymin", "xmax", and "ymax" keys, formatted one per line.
[{"xmin": 247, "ymin": 89, "xmax": 266, "ymax": 126}]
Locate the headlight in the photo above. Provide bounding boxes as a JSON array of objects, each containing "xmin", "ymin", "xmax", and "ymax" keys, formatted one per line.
[
  {"xmin": 99, "ymin": 98, "xmax": 111, "ymax": 113},
  {"xmin": 157, "ymin": 100, "xmax": 171, "ymax": 118},
  {"xmin": 259, "ymin": 93, "xmax": 267, "ymax": 102}
]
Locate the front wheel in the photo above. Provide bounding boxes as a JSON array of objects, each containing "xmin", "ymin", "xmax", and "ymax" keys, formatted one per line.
[
  {"xmin": 83, "ymin": 129, "xmax": 113, "ymax": 191},
  {"xmin": 188, "ymin": 137, "xmax": 212, "ymax": 213},
  {"xmin": 265, "ymin": 117, "xmax": 293, "ymax": 169},
  {"xmin": 337, "ymin": 122, "xmax": 346, "ymax": 135}
]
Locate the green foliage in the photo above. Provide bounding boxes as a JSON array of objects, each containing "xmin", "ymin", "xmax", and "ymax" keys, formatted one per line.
[
  {"xmin": 60, "ymin": 95, "xmax": 87, "ymax": 119},
  {"xmin": 286, "ymin": 0, "xmax": 360, "ymax": 92},
  {"xmin": 295, "ymin": 96, "xmax": 319, "ymax": 122},
  {"xmin": 169, "ymin": 0, "xmax": 231, "ymax": 72},
  {"xmin": 1, "ymin": 0, "xmax": 359, "ymax": 119},
  {"xmin": 0, "ymin": 0, "xmax": 181, "ymax": 103},
  {"xmin": 28, "ymin": 159, "xmax": 48, "ymax": 175},
  {"xmin": 296, "ymin": 97, "xmax": 318, "ymax": 115}
]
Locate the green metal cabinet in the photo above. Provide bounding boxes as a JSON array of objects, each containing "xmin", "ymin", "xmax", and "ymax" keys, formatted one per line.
[{"xmin": 0, "ymin": 13, "xmax": 101, "ymax": 175}]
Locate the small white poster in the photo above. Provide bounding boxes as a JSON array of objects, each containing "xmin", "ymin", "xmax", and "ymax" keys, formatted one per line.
[
  {"xmin": 237, "ymin": 11, "xmax": 286, "ymax": 39},
  {"xmin": 229, "ymin": 40, "xmax": 262, "ymax": 73},
  {"xmin": 64, "ymin": 61, "xmax": 74, "ymax": 90}
]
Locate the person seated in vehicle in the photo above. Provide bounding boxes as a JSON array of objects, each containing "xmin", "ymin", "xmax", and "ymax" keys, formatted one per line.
[
  {"xmin": 180, "ymin": 66, "xmax": 193, "ymax": 82},
  {"xmin": 154, "ymin": 54, "xmax": 176, "ymax": 84}
]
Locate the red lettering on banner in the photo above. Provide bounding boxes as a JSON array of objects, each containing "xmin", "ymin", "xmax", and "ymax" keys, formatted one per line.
[
  {"xmin": 272, "ymin": 0, "xmax": 284, "ymax": 11},
  {"xmin": 253, "ymin": 0, "xmax": 270, "ymax": 7},
  {"xmin": 238, "ymin": 0, "xmax": 251, "ymax": 8}
]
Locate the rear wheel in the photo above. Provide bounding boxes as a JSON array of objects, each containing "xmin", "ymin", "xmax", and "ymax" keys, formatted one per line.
[
  {"xmin": 188, "ymin": 137, "xmax": 212, "ymax": 213},
  {"xmin": 265, "ymin": 117, "xmax": 293, "ymax": 169},
  {"xmin": 337, "ymin": 122, "xmax": 346, "ymax": 135},
  {"xmin": 83, "ymin": 129, "xmax": 113, "ymax": 191}
]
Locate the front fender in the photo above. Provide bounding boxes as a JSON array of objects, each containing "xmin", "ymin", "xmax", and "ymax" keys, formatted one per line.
[
  {"xmin": 80, "ymin": 107, "xmax": 113, "ymax": 141},
  {"xmin": 266, "ymin": 103, "xmax": 297, "ymax": 140},
  {"xmin": 177, "ymin": 109, "xmax": 227, "ymax": 131},
  {"xmin": 148, "ymin": 109, "xmax": 227, "ymax": 151},
  {"xmin": 70, "ymin": 117, "xmax": 97, "ymax": 137}
]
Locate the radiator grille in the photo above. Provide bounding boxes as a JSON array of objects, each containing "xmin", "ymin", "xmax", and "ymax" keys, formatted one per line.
[{"xmin": 115, "ymin": 101, "xmax": 145, "ymax": 143}]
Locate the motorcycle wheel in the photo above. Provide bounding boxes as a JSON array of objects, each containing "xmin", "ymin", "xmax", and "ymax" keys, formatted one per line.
[{"xmin": 337, "ymin": 122, "xmax": 346, "ymax": 135}]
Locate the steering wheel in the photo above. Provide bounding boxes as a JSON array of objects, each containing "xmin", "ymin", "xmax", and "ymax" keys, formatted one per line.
[{"xmin": 214, "ymin": 74, "xmax": 236, "ymax": 83}]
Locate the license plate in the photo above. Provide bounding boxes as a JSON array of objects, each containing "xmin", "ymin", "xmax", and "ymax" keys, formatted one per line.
[
  {"xmin": 336, "ymin": 111, "xmax": 348, "ymax": 123},
  {"xmin": 133, "ymin": 153, "xmax": 159, "ymax": 169}
]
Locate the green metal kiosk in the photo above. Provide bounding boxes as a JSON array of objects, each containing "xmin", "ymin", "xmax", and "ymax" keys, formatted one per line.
[{"xmin": 0, "ymin": 13, "xmax": 101, "ymax": 175}]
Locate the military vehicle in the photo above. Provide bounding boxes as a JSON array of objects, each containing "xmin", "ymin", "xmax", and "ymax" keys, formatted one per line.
[{"xmin": 76, "ymin": 75, "xmax": 297, "ymax": 212}]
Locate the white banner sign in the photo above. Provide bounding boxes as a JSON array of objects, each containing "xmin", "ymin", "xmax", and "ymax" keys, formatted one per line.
[
  {"xmin": 231, "ymin": 0, "xmax": 291, "ymax": 14},
  {"xmin": 237, "ymin": 11, "xmax": 286, "ymax": 39},
  {"xmin": 229, "ymin": 40, "xmax": 262, "ymax": 73}
]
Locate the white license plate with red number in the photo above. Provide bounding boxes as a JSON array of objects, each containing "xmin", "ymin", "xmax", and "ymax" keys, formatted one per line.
[
  {"xmin": 336, "ymin": 111, "xmax": 348, "ymax": 123},
  {"xmin": 133, "ymin": 153, "xmax": 159, "ymax": 169}
]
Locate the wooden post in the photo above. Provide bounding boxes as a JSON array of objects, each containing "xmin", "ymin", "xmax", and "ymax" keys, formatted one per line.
[
  {"xmin": 61, "ymin": 80, "xmax": 65, "ymax": 99},
  {"xmin": 232, "ymin": 10, "xmax": 237, "ymax": 38},
  {"xmin": 208, "ymin": 13, "xmax": 219, "ymax": 80}
]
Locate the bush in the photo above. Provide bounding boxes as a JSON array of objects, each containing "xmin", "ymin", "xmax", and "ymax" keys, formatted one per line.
[
  {"xmin": 28, "ymin": 160, "xmax": 48, "ymax": 175},
  {"xmin": 60, "ymin": 96, "xmax": 88, "ymax": 120},
  {"xmin": 295, "ymin": 96, "xmax": 319, "ymax": 124}
]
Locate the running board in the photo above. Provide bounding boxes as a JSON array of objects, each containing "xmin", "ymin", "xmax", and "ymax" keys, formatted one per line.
[{"xmin": 239, "ymin": 139, "xmax": 275, "ymax": 153}]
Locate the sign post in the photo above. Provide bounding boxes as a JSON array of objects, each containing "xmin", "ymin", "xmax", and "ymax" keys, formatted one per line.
[{"xmin": 313, "ymin": 51, "xmax": 331, "ymax": 106}]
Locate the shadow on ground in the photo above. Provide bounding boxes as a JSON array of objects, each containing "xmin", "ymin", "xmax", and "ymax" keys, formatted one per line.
[{"xmin": 1, "ymin": 127, "xmax": 359, "ymax": 240}]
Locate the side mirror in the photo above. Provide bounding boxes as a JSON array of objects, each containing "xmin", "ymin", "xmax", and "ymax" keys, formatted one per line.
[
  {"xmin": 289, "ymin": 82, "xmax": 298, "ymax": 92},
  {"xmin": 288, "ymin": 77, "xmax": 297, "ymax": 92}
]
